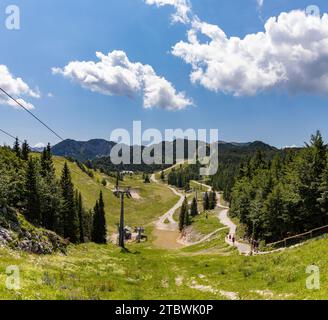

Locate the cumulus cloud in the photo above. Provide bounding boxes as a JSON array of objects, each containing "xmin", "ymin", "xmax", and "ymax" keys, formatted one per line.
[
  {"xmin": 144, "ymin": 0, "xmax": 192, "ymax": 23},
  {"xmin": 53, "ymin": 50, "xmax": 192, "ymax": 110},
  {"xmin": 172, "ymin": 10, "xmax": 328, "ymax": 96},
  {"xmin": 34, "ymin": 142, "xmax": 46, "ymax": 149},
  {"xmin": 0, "ymin": 65, "xmax": 39, "ymax": 110}
]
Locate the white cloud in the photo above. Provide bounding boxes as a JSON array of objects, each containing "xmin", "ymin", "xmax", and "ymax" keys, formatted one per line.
[
  {"xmin": 34, "ymin": 142, "xmax": 46, "ymax": 149},
  {"xmin": 144, "ymin": 0, "xmax": 192, "ymax": 23},
  {"xmin": 283, "ymin": 145, "xmax": 298, "ymax": 149},
  {"xmin": 53, "ymin": 50, "xmax": 192, "ymax": 110},
  {"xmin": 0, "ymin": 65, "xmax": 39, "ymax": 110},
  {"xmin": 172, "ymin": 10, "xmax": 328, "ymax": 96}
]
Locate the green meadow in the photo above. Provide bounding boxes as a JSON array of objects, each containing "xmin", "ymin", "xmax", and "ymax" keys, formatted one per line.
[{"xmin": 0, "ymin": 155, "xmax": 326, "ymax": 300}]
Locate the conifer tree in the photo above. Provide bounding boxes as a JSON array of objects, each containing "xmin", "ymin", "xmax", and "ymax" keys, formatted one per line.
[
  {"xmin": 41, "ymin": 143, "xmax": 54, "ymax": 177},
  {"xmin": 60, "ymin": 162, "xmax": 79, "ymax": 243},
  {"xmin": 76, "ymin": 190, "xmax": 85, "ymax": 243},
  {"xmin": 144, "ymin": 173, "xmax": 150, "ymax": 183},
  {"xmin": 13, "ymin": 138, "xmax": 21, "ymax": 158},
  {"xmin": 179, "ymin": 197, "xmax": 188, "ymax": 231},
  {"xmin": 209, "ymin": 191, "xmax": 217, "ymax": 210},
  {"xmin": 21, "ymin": 140, "xmax": 30, "ymax": 161},
  {"xmin": 185, "ymin": 205, "xmax": 190, "ymax": 227},
  {"xmin": 92, "ymin": 191, "xmax": 107, "ymax": 244},
  {"xmin": 25, "ymin": 157, "xmax": 41, "ymax": 225},
  {"xmin": 190, "ymin": 197, "xmax": 198, "ymax": 217},
  {"xmin": 203, "ymin": 192, "xmax": 210, "ymax": 211}
]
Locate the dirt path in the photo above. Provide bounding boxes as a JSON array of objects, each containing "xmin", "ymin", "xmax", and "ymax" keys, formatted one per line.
[
  {"xmin": 192, "ymin": 180, "xmax": 252, "ymax": 255},
  {"xmin": 178, "ymin": 226, "xmax": 229, "ymax": 246},
  {"xmin": 151, "ymin": 173, "xmax": 185, "ymax": 249},
  {"xmin": 217, "ymin": 195, "xmax": 252, "ymax": 255}
]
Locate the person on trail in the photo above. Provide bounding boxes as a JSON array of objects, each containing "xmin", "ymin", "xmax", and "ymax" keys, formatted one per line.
[
  {"xmin": 232, "ymin": 235, "xmax": 235, "ymax": 246},
  {"xmin": 255, "ymin": 240, "xmax": 259, "ymax": 253},
  {"xmin": 251, "ymin": 239, "xmax": 255, "ymax": 251}
]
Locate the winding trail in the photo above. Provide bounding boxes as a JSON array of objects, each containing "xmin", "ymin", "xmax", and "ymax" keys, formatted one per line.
[
  {"xmin": 217, "ymin": 194, "xmax": 252, "ymax": 255},
  {"xmin": 152, "ymin": 175, "xmax": 251, "ymax": 252},
  {"xmin": 192, "ymin": 180, "xmax": 252, "ymax": 255},
  {"xmin": 151, "ymin": 173, "xmax": 185, "ymax": 249}
]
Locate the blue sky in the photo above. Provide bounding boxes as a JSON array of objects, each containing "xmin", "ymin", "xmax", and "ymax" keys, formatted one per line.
[{"xmin": 1, "ymin": 0, "xmax": 328, "ymax": 148}]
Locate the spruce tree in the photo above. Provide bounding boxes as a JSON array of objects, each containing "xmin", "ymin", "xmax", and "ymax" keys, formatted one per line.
[
  {"xmin": 25, "ymin": 157, "xmax": 41, "ymax": 225},
  {"xmin": 203, "ymin": 192, "xmax": 210, "ymax": 211},
  {"xmin": 190, "ymin": 197, "xmax": 198, "ymax": 217},
  {"xmin": 41, "ymin": 143, "xmax": 54, "ymax": 177},
  {"xmin": 185, "ymin": 205, "xmax": 190, "ymax": 227},
  {"xmin": 209, "ymin": 191, "xmax": 217, "ymax": 210},
  {"xmin": 60, "ymin": 162, "xmax": 79, "ymax": 243},
  {"xmin": 76, "ymin": 190, "xmax": 85, "ymax": 243},
  {"xmin": 13, "ymin": 138, "xmax": 21, "ymax": 158},
  {"xmin": 21, "ymin": 140, "xmax": 30, "ymax": 161},
  {"xmin": 144, "ymin": 173, "xmax": 150, "ymax": 183},
  {"xmin": 179, "ymin": 197, "xmax": 188, "ymax": 231},
  {"xmin": 92, "ymin": 191, "xmax": 107, "ymax": 244},
  {"xmin": 39, "ymin": 171, "xmax": 62, "ymax": 232}
]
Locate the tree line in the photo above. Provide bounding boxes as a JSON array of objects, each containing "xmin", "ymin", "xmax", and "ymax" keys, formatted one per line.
[
  {"xmin": 0, "ymin": 139, "xmax": 107, "ymax": 244},
  {"xmin": 230, "ymin": 131, "xmax": 328, "ymax": 243},
  {"xmin": 167, "ymin": 163, "xmax": 201, "ymax": 191}
]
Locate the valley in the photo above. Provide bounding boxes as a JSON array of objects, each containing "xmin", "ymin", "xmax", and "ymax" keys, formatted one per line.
[{"xmin": 0, "ymin": 148, "xmax": 328, "ymax": 300}]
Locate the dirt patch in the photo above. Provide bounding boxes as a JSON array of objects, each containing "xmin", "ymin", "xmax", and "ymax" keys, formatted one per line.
[
  {"xmin": 130, "ymin": 189, "xmax": 142, "ymax": 200},
  {"xmin": 153, "ymin": 229, "xmax": 184, "ymax": 250},
  {"xmin": 189, "ymin": 279, "xmax": 240, "ymax": 300},
  {"xmin": 219, "ymin": 290, "xmax": 240, "ymax": 300},
  {"xmin": 250, "ymin": 290, "xmax": 294, "ymax": 299},
  {"xmin": 175, "ymin": 276, "xmax": 184, "ymax": 287}
]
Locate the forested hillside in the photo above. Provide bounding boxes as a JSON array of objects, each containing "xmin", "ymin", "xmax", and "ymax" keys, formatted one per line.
[
  {"xmin": 210, "ymin": 142, "xmax": 295, "ymax": 201},
  {"xmin": 230, "ymin": 131, "xmax": 328, "ymax": 243},
  {"xmin": 0, "ymin": 141, "xmax": 107, "ymax": 253}
]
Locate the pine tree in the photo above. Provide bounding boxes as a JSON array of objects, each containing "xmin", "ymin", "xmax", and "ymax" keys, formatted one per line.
[
  {"xmin": 203, "ymin": 192, "xmax": 210, "ymax": 211},
  {"xmin": 209, "ymin": 191, "xmax": 217, "ymax": 210},
  {"xmin": 13, "ymin": 138, "xmax": 21, "ymax": 158},
  {"xmin": 190, "ymin": 197, "xmax": 198, "ymax": 217},
  {"xmin": 76, "ymin": 191, "xmax": 85, "ymax": 243},
  {"xmin": 25, "ymin": 158, "xmax": 41, "ymax": 225},
  {"xmin": 185, "ymin": 204, "xmax": 190, "ymax": 227},
  {"xmin": 144, "ymin": 173, "xmax": 150, "ymax": 183},
  {"xmin": 41, "ymin": 143, "xmax": 54, "ymax": 177},
  {"xmin": 39, "ymin": 170, "xmax": 62, "ymax": 232},
  {"xmin": 21, "ymin": 140, "xmax": 30, "ymax": 161},
  {"xmin": 60, "ymin": 163, "xmax": 79, "ymax": 243},
  {"xmin": 179, "ymin": 197, "xmax": 188, "ymax": 231},
  {"xmin": 92, "ymin": 191, "xmax": 107, "ymax": 244}
]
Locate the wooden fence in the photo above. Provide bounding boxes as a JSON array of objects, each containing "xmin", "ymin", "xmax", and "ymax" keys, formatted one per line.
[{"xmin": 266, "ymin": 224, "xmax": 328, "ymax": 249}]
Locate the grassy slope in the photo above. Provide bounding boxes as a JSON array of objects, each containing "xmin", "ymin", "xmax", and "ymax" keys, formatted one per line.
[
  {"xmin": 52, "ymin": 156, "xmax": 178, "ymax": 232},
  {"xmin": 0, "ymin": 157, "xmax": 327, "ymax": 300},
  {"xmin": 0, "ymin": 236, "xmax": 328, "ymax": 299}
]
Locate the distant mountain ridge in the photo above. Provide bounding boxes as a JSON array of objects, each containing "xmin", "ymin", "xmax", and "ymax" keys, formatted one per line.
[
  {"xmin": 51, "ymin": 138, "xmax": 277, "ymax": 162},
  {"xmin": 51, "ymin": 139, "xmax": 116, "ymax": 161}
]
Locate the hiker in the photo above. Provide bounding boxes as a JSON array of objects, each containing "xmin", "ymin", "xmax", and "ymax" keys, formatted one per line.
[
  {"xmin": 255, "ymin": 240, "xmax": 259, "ymax": 253},
  {"xmin": 232, "ymin": 235, "xmax": 235, "ymax": 246}
]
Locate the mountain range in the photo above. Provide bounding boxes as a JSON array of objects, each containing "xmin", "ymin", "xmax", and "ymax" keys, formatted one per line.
[{"xmin": 50, "ymin": 138, "xmax": 277, "ymax": 162}]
